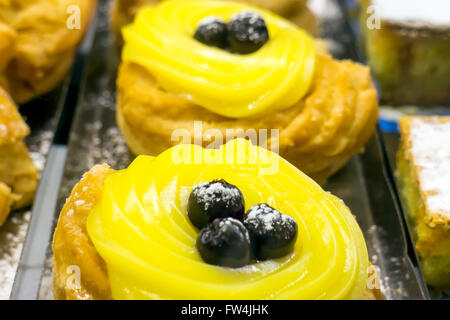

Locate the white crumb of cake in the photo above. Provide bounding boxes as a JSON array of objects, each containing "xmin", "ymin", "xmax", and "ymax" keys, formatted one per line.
[
  {"xmin": 409, "ymin": 118, "xmax": 450, "ymax": 218},
  {"xmin": 372, "ymin": 0, "xmax": 450, "ymax": 27}
]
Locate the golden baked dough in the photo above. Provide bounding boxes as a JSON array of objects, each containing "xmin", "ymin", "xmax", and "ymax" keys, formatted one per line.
[
  {"xmin": 0, "ymin": 0, "xmax": 97, "ymax": 104},
  {"xmin": 117, "ymin": 47, "xmax": 378, "ymax": 184},
  {"xmin": 52, "ymin": 163, "xmax": 382, "ymax": 300},
  {"xmin": 52, "ymin": 164, "xmax": 113, "ymax": 300},
  {"xmin": 110, "ymin": 0, "xmax": 318, "ymax": 46},
  {"xmin": 0, "ymin": 87, "xmax": 38, "ymax": 225}
]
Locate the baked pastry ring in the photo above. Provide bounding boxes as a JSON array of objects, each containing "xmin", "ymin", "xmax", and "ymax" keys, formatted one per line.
[
  {"xmin": 0, "ymin": 87, "xmax": 38, "ymax": 225},
  {"xmin": 116, "ymin": 1, "xmax": 378, "ymax": 184},
  {"xmin": 110, "ymin": 0, "xmax": 318, "ymax": 46},
  {"xmin": 0, "ymin": 0, "xmax": 97, "ymax": 104},
  {"xmin": 52, "ymin": 139, "xmax": 382, "ymax": 300}
]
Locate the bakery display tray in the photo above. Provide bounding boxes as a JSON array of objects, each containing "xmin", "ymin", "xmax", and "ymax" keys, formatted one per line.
[
  {"xmin": 0, "ymin": 27, "xmax": 98, "ymax": 300},
  {"xmin": 10, "ymin": 0, "xmax": 428, "ymax": 300},
  {"xmin": 380, "ymin": 114, "xmax": 450, "ymax": 300},
  {"xmin": 0, "ymin": 84, "xmax": 67, "ymax": 300},
  {"xmin": 3, "ymin": 8, "xmax": 97, "ymax": 300}
]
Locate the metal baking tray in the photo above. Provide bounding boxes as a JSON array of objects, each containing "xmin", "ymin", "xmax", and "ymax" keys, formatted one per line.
[
  {"xmin": 0, "ymin": 30, "xmax": 99, "ymax": 299},
  {"xmin": 10, "ymin": 0, "xmax": 428, "ymax": 299},
  {"xmin": 2, "ymin": 9, "xmax": 98, "ymax": 300}
]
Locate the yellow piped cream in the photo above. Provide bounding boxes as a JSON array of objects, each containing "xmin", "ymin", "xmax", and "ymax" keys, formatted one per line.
[
  {"xmin": 87, "ymin": 139, "xmax": 369, "ymax": 299},
  {"xmin": 121, "ymin": 0, "xmax": 316, "ymax": 118}
]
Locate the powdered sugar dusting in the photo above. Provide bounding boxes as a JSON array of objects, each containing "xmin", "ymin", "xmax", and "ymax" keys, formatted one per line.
[
  {"xmin": 0, "ymin": 211, "xmax": 31, "ymax": 299},
  {"xmin": 409, "ymin": 118, "xmax": 450, "ymax": 218},
  {"xmin": 193, "ymin": 181, "xmax": 241, "ymax": 211},
  {"xmin": 244, "ymin": 203, "xmax": 296, "ymax": 241},
  {"xmin": 197, "ymin": 15, "xmax": 224, "ymax": 27},
  {"xmin": 372, "ymin": 0, "xmax": 450, "ymax": 28},
  {"xmin": 230, "ymin": 11, "xmax": 267, "ymax": 42},
  {"xmin": 246, "ymin": 203, "xmax": 280, "ymax": 231}
]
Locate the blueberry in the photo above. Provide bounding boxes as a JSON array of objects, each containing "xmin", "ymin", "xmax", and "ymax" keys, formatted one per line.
[
  {"xmin": 243, "ymin": 203, "xmax": 297, "ymax": 260},
  {"xmin": 196, "ymin": 218, "xmax": 251, "ymax": 268},
  {"xmin": 227, "ymin": 11, "xmax": 269, "ymax": 54},
  {"xmin": 194, "ymin": 16, "xmax": 228, "ymax": 49},
  {"xmin": 188, "ymin": 179, "xmax": 245, "ymax": 229}
]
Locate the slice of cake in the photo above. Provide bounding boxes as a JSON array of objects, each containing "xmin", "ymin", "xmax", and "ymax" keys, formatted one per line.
[
  {"xmin": 397, "ymin": 116, "xmax": 450, "ymax": 290},
  {"xmin": 359, "ymin": 0, "xmax": 450, "ymax": 105}
]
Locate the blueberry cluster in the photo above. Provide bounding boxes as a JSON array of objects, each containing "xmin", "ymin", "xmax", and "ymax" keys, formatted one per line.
[
  {"xmin": 188, "ymin": 180, "xmax": 298, "ymax": 268},
  {"xmin": 194, "ymin": 11, "xmax": 269, "ymax": 54}
]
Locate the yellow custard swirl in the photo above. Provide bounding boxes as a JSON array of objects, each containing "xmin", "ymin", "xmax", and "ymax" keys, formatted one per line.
[
  {"xmin": 121, "ymin": 0, "xmax": 316, "ymax": 118},
  {"xmin": 87, "ymin": 139, "xmax": 369, "ymax": 299}
]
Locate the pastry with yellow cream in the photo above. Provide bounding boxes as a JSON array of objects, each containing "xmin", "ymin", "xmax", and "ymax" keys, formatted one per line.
[
  {"xmin": 110, "ymin": 0, "xmax": 318, "ymax": 46},
  {"xmin": 397, "ymin": 116, "xmax": 450, "ymax": 290},
  {"xmin": 0, "ymin": 87, "xmax": 38, "ymax": 226},
  {"xmin": 52, "ymin": 139, "xmax": 381, "ymax": 300},
  {"xmin": 116, "ymin": 0, "xmax": 379, "ymax": 184},
  {"xmin": 0, "ymin": 0, "xmax": 97, "ymax": 104}
]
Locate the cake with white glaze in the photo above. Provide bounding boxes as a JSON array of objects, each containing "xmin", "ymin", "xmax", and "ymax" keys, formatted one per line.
[
  {"xmin": 397, "ymin": 116, "xmax": 450, "ymax": 291},
  {"xmin": 358, "ymin": 0, "xmax": 450, "ymax": 105},
  {"xmin": 372, "ymin": 0, "xmax": 450, "ymax": 30}
]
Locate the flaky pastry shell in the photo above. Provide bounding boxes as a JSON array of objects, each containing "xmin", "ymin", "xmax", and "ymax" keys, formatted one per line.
[
  {"xmin": 52, "ymin": 164, "xmax": 383, "ymax": 300},
  {"xmin": 0, "ymin": 0, "xmax": 97, "ymax": 104}
]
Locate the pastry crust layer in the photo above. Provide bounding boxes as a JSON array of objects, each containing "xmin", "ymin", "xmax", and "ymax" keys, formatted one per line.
[
  {"xmin": 0, "ymin": 87, "xmax": 38, "ymax": 225},
  {"xmin": 52, "ymin": 164, "xmax": 382, "ymax": 300},
  {"xmin": 0, "ymin": 0, "xmax": 97, "ymax": 104},
  {"xmin": 116, "ymin": 49, "xmax": 378, "ymax": 184},
  {"xmin": 110, "ymin": 0, "xmax": 318, "ymax": 46}
]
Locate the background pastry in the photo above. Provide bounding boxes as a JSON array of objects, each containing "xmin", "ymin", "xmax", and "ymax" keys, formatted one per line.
[
  {"xmin": 110, "ymin": 0, "xmax": 319, "ymax": 46},
  {"xmin": 52, "ymin": 139, "xmax": 381, "ymax": 300},
  {"xmin": 0, "ymin": 0, "xmax": 97, "ymax": 104},
  {"xmin": 358, "ymin": 0, "xmax": 450, "ymax": 105},
  {"xmin": 0, "ymin": 87, "xmax": 38, "ymax": 226},
  {"xmin": 116, "ymin": 0, "xmax": 379, "ymax": 184},
  {"xmin": 397, "ymin": 116, "xmax": 450, "ymax": 290}
]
